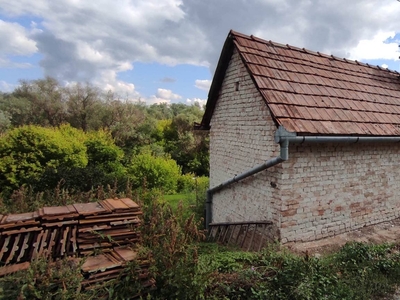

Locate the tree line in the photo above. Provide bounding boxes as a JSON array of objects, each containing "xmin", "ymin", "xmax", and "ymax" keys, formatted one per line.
[{"xmin": 0, "ymin": 77, "xmax": 209, "ymax": 197}]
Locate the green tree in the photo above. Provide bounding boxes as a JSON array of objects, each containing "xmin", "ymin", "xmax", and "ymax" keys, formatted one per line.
[
  {"xmin": 82, "ymin": 130, "xmax": 126, "ymax": 189},
  {"xmin": 0, "ymin": 110, "xmax": 10, "ymax": 133},
  {"xmin": 97, "ymin": 97, "xmax": 148, "ymax": 153},
  {"xmin": 39, "ymin": 128, "xmax": 127, "ymax": 192},
  {"xmin": 0, "ymin": 92, "xmax": 33, "ymax": 127},
  {"xmin": 163, "ymin": 111, "xmax": 209, "ymax": 176},
  {"xmin": 65, "ymin": 82, "xmax": 102, "ymax": 132},
  {"xmin": 147, "ymin": 103, "xmax": 173, "ymax": 120},
  {"xmin": 12, "ymin": 77, "xmax": 66, "ymax": 127}
]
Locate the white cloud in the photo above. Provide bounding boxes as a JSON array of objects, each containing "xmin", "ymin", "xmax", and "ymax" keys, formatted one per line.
[
  {"xmin": 195, "ymin": 79, "xmax": 211, "ymax": 91},
  {"xmin": 146, "ymin": 96, "xmax": 170, "ymax": 105},
  {"xmin": 186, "ymin": 97, "xmax": 206, "ymax": 107},
  {"xmin": 156, "ymin": 88, "xmax": 182, "ymax": 100},
  {"xmin": 94, "ymin": 70, "xmax": 139, "ymax": 100},
  {"xmin": 0, "ymin": 57, "xmax": 33, "ymax": 68},
  {"xmin": 2, "ymin": 0, "xmax": 400, "ymax": 102},
  {"xmin": 382, "ymin": 64, "xmax": 389, "ymax": 69},
  {"xmin": 0, "ymin": 20, "xmax": 37, "ymax": 67},
  {"xmin": 348, "ymin": 31, "xmax": 399, "ymax": 61},
  {"xmin": 146, "ymin": 88, "xmax": 182, "ymax": 105}
]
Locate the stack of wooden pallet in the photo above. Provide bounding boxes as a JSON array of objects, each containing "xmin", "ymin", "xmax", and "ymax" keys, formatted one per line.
[
  {"xmin": 0, "ymin": 198, "xmax": 152, "ymax": 292},
  {"xmin": 38, "ymin": 205, "xmax": 79, "ymax": 258},
  {"xmin": 81, "ymin": 247, "xmax": 153, "ymax": 290},
  {"xmin": 77, "ymin": 198, "xmax": 142, "ymax": 255},
  {"xmin": 0, "ymin": 211, "xmax": 42, "ymax": 265}
]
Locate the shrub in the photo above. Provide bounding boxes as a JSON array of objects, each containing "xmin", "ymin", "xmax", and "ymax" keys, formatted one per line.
[
  {"xmin": 0, "ymin": 110, "xmax": 10, "ymax": 134},
  {"xmin": 0, "ymin": 125, "xmax": 129, "ymax": 193},
  {"xmin": 177, "ymin": 173, "xmax": 195, "ymax": 193},
  {"xmin": 202, "ymin": 242, "xmax": 400, "ymax": 300},
  {"xmin": 0, "ymin": 125, "xmax": 87, "ymax": 192},
  {"xmin": 69, "ymin": 130, "xmax": 126, "ymax": 190},
  {"xmin": 327, "ymin": 242, "xmax": 400, "ymax": 299},
  {"xmin": 128, "ymin": 152, "xmax": 181, "ymax": 194}
]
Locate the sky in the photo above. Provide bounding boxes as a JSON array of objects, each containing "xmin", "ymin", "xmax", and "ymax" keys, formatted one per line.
[{"xmin": 1, "ymin": 0, "xmax": 400, "ymax": 106}]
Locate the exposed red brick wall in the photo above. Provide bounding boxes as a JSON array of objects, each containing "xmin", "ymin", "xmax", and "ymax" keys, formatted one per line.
[{"xmin": 279, "ymin": 143, "xmax": 400, "ymax": 242}]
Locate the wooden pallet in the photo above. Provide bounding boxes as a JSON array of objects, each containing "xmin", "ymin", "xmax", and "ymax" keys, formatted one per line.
[
  {"xmin": 208, "ymin": 221, "xmax": 274, "ymax": 251},
  {"xmin": 0, "ymin": 198, "xmax": 152, "ymax": 296}
]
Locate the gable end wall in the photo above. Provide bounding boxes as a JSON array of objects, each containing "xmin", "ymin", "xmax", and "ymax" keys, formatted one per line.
[{"xmin": 209, "ymin": 48, "xmax": 282, "ymax": 231}]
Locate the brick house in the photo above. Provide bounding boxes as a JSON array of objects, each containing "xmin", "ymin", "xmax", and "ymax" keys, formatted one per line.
[{"xmin": 196, "ymin": 30, "xmax": 400, "ymax": 243}]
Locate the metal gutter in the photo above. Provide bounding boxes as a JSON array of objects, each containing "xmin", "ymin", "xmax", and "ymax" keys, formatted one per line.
[
  {"xmin": 274, "ymin": 126, "xmax": 400, "ymax": 145},
  {"xmin": 205, "ymin": 125, "xmax": 400, "ymax": 230}
]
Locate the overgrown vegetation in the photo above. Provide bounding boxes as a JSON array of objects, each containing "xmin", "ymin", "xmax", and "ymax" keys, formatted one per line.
[
  {"xmin": 1, "ymin": 77, "xmax": 400, "ymax": 299},
  {"xmin": 198, "ymin": 242, "xmax": 400, "ymax": 300},
  {"xmin": 0, "ymin": 77, "xmax": 209, "ymax": 179},
  {"xmin": 0, "ymin": 256, "xmax": 85, "ymax": 300},
  {"xmin": 1, "ymin": 185, "xmax": 400, "ymax": 299}
]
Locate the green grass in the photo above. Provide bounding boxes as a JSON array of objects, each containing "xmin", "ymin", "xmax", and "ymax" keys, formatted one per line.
[{"xmin": 163, "ymin": 193, "xmax": 195, "ymax": 211}]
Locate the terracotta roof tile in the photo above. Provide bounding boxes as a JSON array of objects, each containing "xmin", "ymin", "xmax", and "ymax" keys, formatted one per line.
[{"xmin": 200, "ymin": 31, "xmax": 400, "ymax": 135}]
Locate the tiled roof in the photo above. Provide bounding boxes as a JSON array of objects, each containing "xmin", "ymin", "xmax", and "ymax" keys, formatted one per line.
[{"xmin": 199, "ymin": 30, "xmax": 400, "ymax": 136}]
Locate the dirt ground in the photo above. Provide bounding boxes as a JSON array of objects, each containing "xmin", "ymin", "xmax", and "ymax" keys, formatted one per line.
[{"xmin": 285, "ymin": 218, "xmax": 400, "ymax": 256}]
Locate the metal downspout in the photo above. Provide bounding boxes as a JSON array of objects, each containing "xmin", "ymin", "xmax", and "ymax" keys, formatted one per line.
[{"xmin": 205, "ymin": 138, "xmax": 289, "ymax": 230}]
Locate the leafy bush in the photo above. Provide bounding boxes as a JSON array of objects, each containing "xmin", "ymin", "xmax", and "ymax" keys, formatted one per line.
[
  {"xmin": 128, "ymin": 152, "xmax": 181, "ymax": 194},
  {"xmin": 177, "ymin": 173, "xmax": 197, "ymax": 193},
  {"xmin": 328, "ymin": 242, "xmax": 400, "ymax": 298},
  {"xmin": 65, "ymin": 130, "xmax": 127, "ymax": 190},
  {"xmin": 0, "ymin": 125, "xmax": 130, "ymax": 194},
  {"xmin": 0, "ymin": 125, "xmax": 87, "ymax": 192}
]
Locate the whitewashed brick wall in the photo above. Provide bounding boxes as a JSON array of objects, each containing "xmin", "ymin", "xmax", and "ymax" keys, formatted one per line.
[
  {"xmin": 209, "ymin": 49, "xmax": 282, "ymax": 232},
  {"xmin": 209, "ymin": 48, "xmax": 400, "ymax": 243}
]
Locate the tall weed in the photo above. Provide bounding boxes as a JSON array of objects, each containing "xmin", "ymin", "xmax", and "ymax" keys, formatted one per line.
[
  {"xmin": 0, "ymin": 257, "xmax": 85, "ymax": 300},
  {"xmin": 139, "ymin": 188, "xmax": 206, "ymax": 299}
]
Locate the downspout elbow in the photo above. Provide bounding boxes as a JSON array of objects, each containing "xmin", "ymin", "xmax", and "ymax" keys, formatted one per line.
[
  {"xmin": 280, "ymin": 138, "xmax": 289, "ymax": 161},
  {"xmin": 275, "ymin": 125, "xmax": 296, "ymax": 161}
]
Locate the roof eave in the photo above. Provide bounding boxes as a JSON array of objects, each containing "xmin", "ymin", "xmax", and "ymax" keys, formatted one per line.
[{"xmin": 195, "ymin": 30, "xmax": 236, "ymax": 130}]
